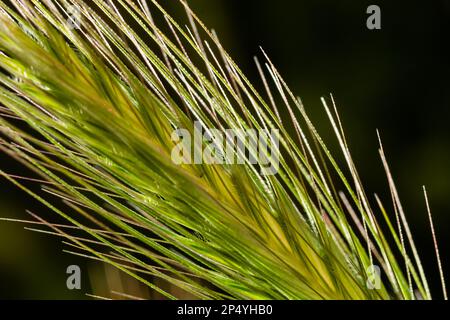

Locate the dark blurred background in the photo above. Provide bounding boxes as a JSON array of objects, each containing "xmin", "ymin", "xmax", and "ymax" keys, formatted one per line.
[{"xmin": 1, "ymin": 0, "xmax": 449, "ymax": 299}]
